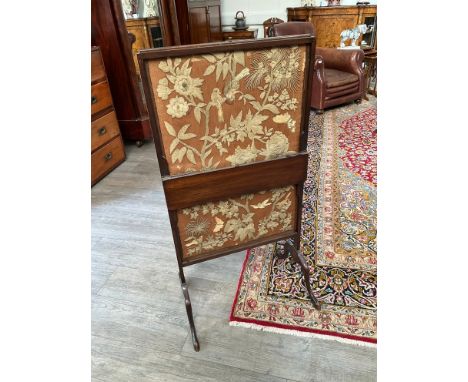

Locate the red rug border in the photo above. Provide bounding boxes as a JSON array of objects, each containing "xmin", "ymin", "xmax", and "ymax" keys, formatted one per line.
[{"xmin": 229, "ymin": 249, "xmax": 377, "ymax": 345}]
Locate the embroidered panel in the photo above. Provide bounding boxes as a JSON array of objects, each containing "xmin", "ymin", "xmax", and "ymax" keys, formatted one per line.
[
  {"xmin": 147, "ymin": 46, "xmax": 307, "ymax": 175},
  {"xmin": 177, "ymin": 186, "xmax": 297, "ymax": 259}
]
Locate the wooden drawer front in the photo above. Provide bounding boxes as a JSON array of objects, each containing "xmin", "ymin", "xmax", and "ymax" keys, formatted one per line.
[
  {"xmin": 91, "ymin": 110, "xmax": 120, "ymax": 152},
  {"xmin": 91, "ymin": 136, "xmax": 125, "ymax": 184},
  {"xmin": 91, "ymin": 81, "xmax": 113, "ymax": 115},
  {"xmin": 223, "ymin": 31, "xmax": 257, "ymax": 41},
  {"xmin": 91, "ymin": 49, "xmax": 106, "ymax": 83}
]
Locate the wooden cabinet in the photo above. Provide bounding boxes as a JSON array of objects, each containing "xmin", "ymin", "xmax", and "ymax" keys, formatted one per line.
[
  {"xmin": 146, "ymin": 17, "xmax": 164, "ymax": 48},
  {"xmin": 92, "ymin": 0, "xmax": 152, "ymax": 145},
  {"xmin": 187, "ymin": 0, "xmax": 222, "ymax": 44},
  {"xmin": 287, "ymin": 5, "xmax": 377, "ymax": 48},
  {"xmin": 91, "ymin": 47, "xmax": 126, "ymax": 186},
  {"xmin": 222, "ymin": 27, "xmax": 258, "ymax": 41},
  {"xmin": 158, "ymin": 0, "xmax": 222, "ymax": 46},
  {"xmin": 125, "ymin": 17, "xmax": 163, "ymax": 76}
]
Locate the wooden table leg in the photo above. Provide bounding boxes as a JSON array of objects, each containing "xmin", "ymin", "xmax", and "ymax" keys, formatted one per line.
[
  {"xmin": 179, "ymin": 268, "xmax": 200, "ymax": 352},
  {"xmin": 284, "ymin": 239, "xmax": 321, "ymax": 310}
]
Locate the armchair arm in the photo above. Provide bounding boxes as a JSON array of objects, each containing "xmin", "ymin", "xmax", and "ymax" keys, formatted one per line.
[
  {"xmin": 316, "ymin": 47, "xmax": 364, "ymax": 77},
  {"xmin": 311, "ymin": 54, "xmax": 326, "ymax": 110},
  {"xmin": 314, "ymin": 54, "xmax": 324, "ymax": 71},
  {"xmin": 313, "ymin": 54, "xmax": 326, "ymax": 89}
]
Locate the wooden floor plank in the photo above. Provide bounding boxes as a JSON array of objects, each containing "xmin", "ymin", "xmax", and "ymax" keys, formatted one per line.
[{"xmin": 93, "ymin": 335, "xmax": 288, "ymax": 382}]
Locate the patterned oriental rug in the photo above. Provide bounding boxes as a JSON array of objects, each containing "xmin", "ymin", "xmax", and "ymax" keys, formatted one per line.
[{"xmin": 230, "ymin": 99, "xmax": 377, "ymax": 346}]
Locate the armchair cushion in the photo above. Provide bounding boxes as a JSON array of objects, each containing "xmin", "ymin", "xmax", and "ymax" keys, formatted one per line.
[
  {"xmin": 326, "ymin": 82, "xmax": 359, "ymax": 95},
  {"xmin": 324, "ymin": 68, "xmax": 359, "ymax": 88},
  {"xmin": 325, "ymin": 85, "xmax": 359, "ymax": 100}
]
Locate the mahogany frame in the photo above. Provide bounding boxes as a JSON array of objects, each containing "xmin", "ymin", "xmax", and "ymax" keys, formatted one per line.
[{"xmin": 138, "ymin": 36, "xmax": 320, "ymax": 351}]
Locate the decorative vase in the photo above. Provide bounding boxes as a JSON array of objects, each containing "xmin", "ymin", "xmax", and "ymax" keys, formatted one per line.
[
  {"xmin": 130, "ymin": 0, "xmax": 139, "ymax": 15},
  {"xmin": 143, "ymin": 0, "xmax": 157, "ymax": 17}
]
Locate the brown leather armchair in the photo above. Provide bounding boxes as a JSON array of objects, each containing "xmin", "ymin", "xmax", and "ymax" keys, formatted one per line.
[{"xmin": 273, "ymin": 22, "xmax": 366, "ymax": 113}]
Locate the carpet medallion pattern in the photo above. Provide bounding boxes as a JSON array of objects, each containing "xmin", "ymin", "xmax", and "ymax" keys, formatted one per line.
[{"xmin": 230, "ymin": 100, "xmax": 377, "ymax": 344}]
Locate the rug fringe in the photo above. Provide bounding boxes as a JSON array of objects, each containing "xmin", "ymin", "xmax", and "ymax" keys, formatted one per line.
[{"xmin": 229, "ymin": 320, "xmax": 376, "ymax": 348}]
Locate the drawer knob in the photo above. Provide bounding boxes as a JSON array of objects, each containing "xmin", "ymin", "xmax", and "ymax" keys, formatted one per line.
[
  {"xmin": 98, "ymin": 127, "xmax": 107, "ymax": 136},
  {"xmin": 104, "ymin": 152, "xmax": 113, "ymax": 161},
  {"xmin": 91, "ymin": 96, "xmax": 97, "ymax": 104}
]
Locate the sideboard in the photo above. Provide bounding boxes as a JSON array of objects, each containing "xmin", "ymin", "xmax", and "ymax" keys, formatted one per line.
[
  {"xmin": 287, "ymin": 5, "xmax": 377, "ymax": 48},
  {"xmin": 186, "ymin": 0, "xmax": 223, "ymax": 44}
]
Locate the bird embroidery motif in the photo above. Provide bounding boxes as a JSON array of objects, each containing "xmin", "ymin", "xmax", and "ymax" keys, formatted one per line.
[
  {"xmin": 224, "ymin": 68, "xmax": 250, "ymax": 103},
  {"xmin": 210, "ymin": 88, "xmax": 226, "ymax": 123}
]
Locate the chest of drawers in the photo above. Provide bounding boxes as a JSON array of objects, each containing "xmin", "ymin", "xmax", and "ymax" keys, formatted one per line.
[{"xmin": 91, "ymin": 46, "xmax": 126, "ymax": 186}]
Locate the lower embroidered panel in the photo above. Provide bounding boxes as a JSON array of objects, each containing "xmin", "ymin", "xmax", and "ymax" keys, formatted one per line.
[{"xmin": 177, "ymin": 185, "xmax": 297, "ymax": 259}]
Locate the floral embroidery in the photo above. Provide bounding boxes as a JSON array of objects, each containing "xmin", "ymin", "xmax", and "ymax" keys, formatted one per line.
[
  {"xmin": 226, "ymin": 146, "xmax": 258, "ymax": 166},
  {"xmin": 247, "ymin": 48, "xmax": 301, "ymax": 91},
  {"xmin": 185, "ymin": 217, "xmax": 210, "ymax": 237},
  {"xmin": 261, "ymin": 132, "xmax": 289, "ymax": 160},
  {"xmin": 157, "ymin": 78, "xmax": 171, "ymax": 100},
  {"xmin": 166, "ymin": 96, "xmax": 189, "ymax": 118},
  {"xmin": 273, "ymin": 113, "xmax": 290, "ymax": 124},
  {"xmin": 148, "ymin": 46, "xmax": 306, "ymax": 174},
  {"xmin": 147, "ymin": 46, "xmax": 307, "ymax": 258},
  {"xmin": 157, "ymin": 58, "xmax": 204, "ymax": 101},
  {"xmin": 268, "ymin": 90, "xmax": 299, "ymax": 111},
  {"xmin": 178, "ymin": 186, "xmax": 295, "ymax": 258}
]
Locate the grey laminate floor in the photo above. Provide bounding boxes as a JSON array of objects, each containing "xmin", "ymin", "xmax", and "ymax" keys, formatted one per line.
[{"xmin": 91, "ymin": 142, "xmax": 377, "ymax": 382}]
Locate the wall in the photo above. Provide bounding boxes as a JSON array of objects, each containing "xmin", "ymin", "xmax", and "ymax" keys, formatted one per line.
[{"xmin": 220, "ymin": 0, "xmax": 377, "ymax": 38}]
